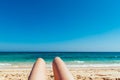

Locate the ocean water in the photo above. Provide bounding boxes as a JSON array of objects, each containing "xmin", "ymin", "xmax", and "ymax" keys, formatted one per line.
[{"xmin": 0, "ymin": 52, "xmax": 120, "ymax": 68}]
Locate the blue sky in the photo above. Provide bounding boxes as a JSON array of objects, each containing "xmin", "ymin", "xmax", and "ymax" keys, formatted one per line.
[{"xmin": 0, "ymin": 0, "xmax": 120, "ymax": 51}]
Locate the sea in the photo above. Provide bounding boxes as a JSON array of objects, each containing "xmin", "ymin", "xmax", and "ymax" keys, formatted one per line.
[{"xmin": 0, "ymin": 52, "xmax": 120, "ymax": 68}]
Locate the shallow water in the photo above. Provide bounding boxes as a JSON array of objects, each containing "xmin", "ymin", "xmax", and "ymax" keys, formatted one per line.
[{"xmin": 0, "ymin": 52, "xmax": 120, "ymax": 67}]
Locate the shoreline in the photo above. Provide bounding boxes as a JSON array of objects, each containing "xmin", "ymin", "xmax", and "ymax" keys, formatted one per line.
[
  {"xmin": 1, "ymin": 62, "xmax": 120, "ymax": 68},
  {"xmin": 1, "ymin": 64, "xmax": 120, "ymax": 69},
  {"xmin": 0, "ymin": 66, "xmax": 120, "ymax": 69}
]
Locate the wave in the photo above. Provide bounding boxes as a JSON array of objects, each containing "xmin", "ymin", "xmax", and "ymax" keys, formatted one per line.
[
  {"xmin": 66, "ymin": 63, "xmax": 120, "ymax": 67},
  {"xmin": 70, "ymin": 60, "xmax": 85, "ymax": 63},
  {"xmin": 0, "ymin": 63, "xmax": 12, "ymax": 66},
  {"xmin": 0, "ymin": 63, "xmax": 120, "ymax": 68}
]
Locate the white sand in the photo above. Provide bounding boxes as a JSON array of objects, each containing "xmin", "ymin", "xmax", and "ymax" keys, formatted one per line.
[{"xmin": 0, "ymin": 67, "xmax": 120, "ymax": 80}]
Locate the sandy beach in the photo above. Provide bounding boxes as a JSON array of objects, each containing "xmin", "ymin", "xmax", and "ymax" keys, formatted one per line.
[{"xmin": 0, "ymin": 67, "xmax": 120, "ymax": 80}]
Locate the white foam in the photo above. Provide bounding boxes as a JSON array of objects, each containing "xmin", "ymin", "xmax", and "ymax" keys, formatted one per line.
[
  {"xmin": 66, "ymin": 63, "xmax": 120, "ymax": 67},
  {"xmin": 0, "ymin": 63, "xmax": 12, "ymax": 66},
  {"xmin": 72, "ymin": 60, "xmax": 85, "ymax": 63}
]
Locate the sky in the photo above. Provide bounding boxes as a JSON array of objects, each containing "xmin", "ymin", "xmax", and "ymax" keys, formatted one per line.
[{"xmin": 0, "ymin": 0, "xmax": 120, "ymax": 51}]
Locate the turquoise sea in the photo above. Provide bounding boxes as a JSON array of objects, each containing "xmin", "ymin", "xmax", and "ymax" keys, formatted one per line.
[{"xmin": 0, "ymin": 52, "xmax": 120, "ymax": 68}]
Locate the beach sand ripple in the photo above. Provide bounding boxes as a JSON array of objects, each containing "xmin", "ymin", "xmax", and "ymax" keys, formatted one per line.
[{"xmin": 0, "ymin": 67, "xmax": 120, "ymax": 80}]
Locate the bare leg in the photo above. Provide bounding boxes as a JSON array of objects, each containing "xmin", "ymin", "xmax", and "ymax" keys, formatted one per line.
[
  {"xmin": 52, "ymin": 57, "xmax": 74, "ymax": 80},
  {"xmin": 28, "ymin": 58, "xmax": 47, "ymax": 80}
]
